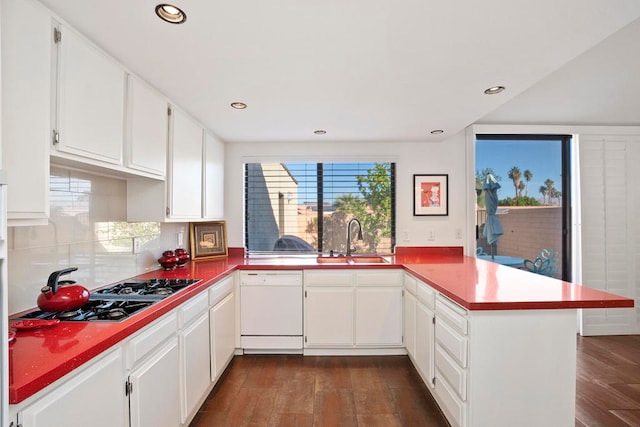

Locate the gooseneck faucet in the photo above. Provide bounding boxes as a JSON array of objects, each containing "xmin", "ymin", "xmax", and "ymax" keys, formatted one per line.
[{"xmin": 346, "ymin": 218, "xmax": 363, "ymax": 256}]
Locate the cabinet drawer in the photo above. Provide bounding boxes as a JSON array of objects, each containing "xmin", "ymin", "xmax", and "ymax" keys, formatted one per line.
[
  {"xmin": 178, "ymin": 292, "xmax": 208, "ymax": 328},
  {"xmin": 209, "ymin": 275, "xmax": 233, "ymax": 306},
  {"xmin": 435, "ymin": 319, "xmax": 468, "ymax": 367},
  {"xmin": 436, "ymin": 295, "xmax": 468, "ymax": 335},
  {"xmin": 305, "ymin": 271, "xmax": 354, "ymax": 286},
  {"xmin": 435, "ymin": 371, "xmax": 467, "ymax": 427},
  {"xmin": 128, "ymin": 312, "xmax": 177, "ymax": 367},
  {"xmin": 403, "ymin": 274, "xmax": 417, "ymax": 295},
  {"xmin": 356, "ymin": 270, "xmax": 403, "ymax": 286},
  {"xmin": 435, "ymin": 344, "xmax": 467, "ymax": 400},
  {"xmin": 417, "ymin": 282, "xmax": 436, "ymax": 310},
  {"xmin": 241, "ymin": 271, "xmax": 302, "ymax": 286}
]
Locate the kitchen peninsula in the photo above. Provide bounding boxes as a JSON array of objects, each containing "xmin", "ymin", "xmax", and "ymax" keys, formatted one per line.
[{"xmin": 7, "ymin": 247, "xmax": 633, "ymax": 427}]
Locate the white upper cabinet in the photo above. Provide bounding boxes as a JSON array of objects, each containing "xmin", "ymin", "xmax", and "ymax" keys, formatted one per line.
[
  {"xmin": 125, "ymin": 75, "xmax": 168, "ymax": 176},
  {"xmin": 1, "ymin": 0, "xmax": 51, "ymax": 225},
  {"xmin": 127, "ymin": 106, "xmax": 206, "ymax": 222},
  {"xmin": 203, "ymin": 131, "xmax": 224, "ymax": 219},
  {"xmin": 168, "ymin": 107, "xmax": 203, "ymax": 219},
  {"xmin": 53, "ymin": 23, "xmax": 125, "ymax": 165}
]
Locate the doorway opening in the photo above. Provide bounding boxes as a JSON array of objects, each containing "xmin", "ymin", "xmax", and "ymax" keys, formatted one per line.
[{"xmin": 475, "ymin": 134, "xmax": 571, "ymax": 281}]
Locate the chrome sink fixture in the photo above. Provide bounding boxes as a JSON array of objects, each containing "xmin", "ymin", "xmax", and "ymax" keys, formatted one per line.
[{"xmin": 346, "ymin": 218, "xmax": 363, "ymax": 257}]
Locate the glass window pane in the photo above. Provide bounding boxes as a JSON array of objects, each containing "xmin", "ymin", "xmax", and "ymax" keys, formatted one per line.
[
  {"xmin": 245, "ymin": 162, "xmax": 395, "ymax": 254},
  {"xmin": 475, "ymin": 137, "xmax": 566, "ymax": 278}
]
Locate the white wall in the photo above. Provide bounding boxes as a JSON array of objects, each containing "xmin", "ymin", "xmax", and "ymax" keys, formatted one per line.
[{"xmin": 224, "ymin": 131, "xmax": 469, "ymax": 251}]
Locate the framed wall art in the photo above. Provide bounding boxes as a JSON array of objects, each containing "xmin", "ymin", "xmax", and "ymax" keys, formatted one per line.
[
  {"xmin": 413, "ymin": 174, "xmax": 448, "ymax": 216},
  {"xmin": 189, "ymin": 221, "xmax": 228, "ymax": 260}
]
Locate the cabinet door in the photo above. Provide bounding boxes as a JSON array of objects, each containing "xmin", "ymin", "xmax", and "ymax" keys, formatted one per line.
[
  {"xmin": 203, "ymin": 131, "xmax": 225, "ymax": 219},
  {"xmin": 210, "ymin": 292, "xmax": 236, "ymax": 382},
  {"xmin": 2, "ymin": 0, "xmax": 51, "ymax": 223},
  {"xmin": 129, "ymin": 340, "xmax": 180, "ymax": 427},
  {"xmin": 305, "ymin": 287, "xmax": 354, "ymax": 346},
  {"xmin": 355, "ymin": 287, "xmax": 403, "ymax": 346},
  {"xmin": 19, "ymin": 349, "xmax": 127, "ymax": 427},
  {"xmin": 180, "ymin": 312, "xmax": 211, "ymax": 423},
  {"xmin": 126, "ymin": 75, "xmax": 168, "ymax": 176},
  {"xmin": 404, "ymin": 290, "xmax": 417, "ymax": 358},
  {"xmin": 55, "ymin": 23, "xmax": 125, "ymax": 164},
  {"xmin": 168, "ymin": 107, "xmax": 203, "ymax": 219},
  {"xmin": 416, "ymin": 301, "xmax": 435, "ymax": 388}
]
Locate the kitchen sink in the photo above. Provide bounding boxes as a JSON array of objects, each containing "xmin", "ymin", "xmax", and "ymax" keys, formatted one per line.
[
  {"xmin": 316, "ymin": 255, "xmax": 391, "ymax": 264},
  {"xmin": 316, "ymin": 256, "xmax": 350, "ymax": 264},
  {"xmin": 348, "ymin": 256, "xmax": 390, "ymax": 264}
]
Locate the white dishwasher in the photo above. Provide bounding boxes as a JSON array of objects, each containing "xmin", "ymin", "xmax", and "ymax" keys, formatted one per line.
[{"xmin": 240, "ymin": 271, "xmax": 303, "ymax": 353}]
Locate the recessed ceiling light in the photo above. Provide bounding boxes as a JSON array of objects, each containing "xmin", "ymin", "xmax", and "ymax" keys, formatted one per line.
[
  {"xmin": 230, "ymin": 102, "xmax": 247, "ymax": 109},
  {"xmin": 155, "ymin": 4, "xmax": 187, "ymax": 24},
  {"xmin": 484, "ymin": 86, "xmax": 505, "ymax": 95},
  {"xmin": 430, "ymin": 129, "xmax": 444, "ymax": 135},
  {"xmin": 314, "ymin": 130, "xmax": 327, "ymax": 135}
]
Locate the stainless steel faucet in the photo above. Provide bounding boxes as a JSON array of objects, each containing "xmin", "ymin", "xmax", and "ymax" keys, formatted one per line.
[{"xmin": 346, "ymin": 218, "xmax": 363, "ymax": 256}]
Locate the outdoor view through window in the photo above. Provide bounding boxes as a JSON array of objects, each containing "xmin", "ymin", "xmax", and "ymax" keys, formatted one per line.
[
  {"xmin": 475, "ymin": 136, "xmax": 568, "ymax": 279},
  {"xmin": 245, "ymin": 162, "xmax": 395, "ymax": 254}
]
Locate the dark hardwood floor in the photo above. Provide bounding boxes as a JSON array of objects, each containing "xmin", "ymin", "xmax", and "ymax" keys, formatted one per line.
[
  {"xmin": 575, "ymin": 335, "xmax": 640, "ymax": 427},
  {"xmin": 190, "ymin": 355, "xmax": 449, "ymax": 426},
  {"xmin": 191, "ymin": 335, "xmax": 640, "ymax": 427}
]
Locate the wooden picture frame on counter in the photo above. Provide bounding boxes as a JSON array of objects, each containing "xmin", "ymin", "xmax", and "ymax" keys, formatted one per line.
[
  {"xmin": 413, "ymin": 174, "xmax": 448, "ymax": 216},
  {"xmin": 189, "ymin": 221, "xmax": 228, "ymax": 260}
]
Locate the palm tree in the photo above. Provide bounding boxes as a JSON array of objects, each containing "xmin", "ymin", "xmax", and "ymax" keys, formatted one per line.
[
  {"xmin": 544, "ymin": 179, "xmax": 555, "ymax": 205},
  {"xmin": 518, "ymin": 182, "xmax": 525, "ymax": 197},
  {"xmin": 523, "ymin": 169, "xmax": 533, "ymax": 196},
  {"xmin": 508, "ymin": 166, "xmax": 522, "ymax": 197},
  {"xmin": 539, "ymin": 186, "xmax": 547, "ymax": 204}
]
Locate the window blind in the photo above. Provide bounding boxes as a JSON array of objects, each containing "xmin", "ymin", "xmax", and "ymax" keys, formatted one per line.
[{"xmin": 244, "ymin": 162, "xmax": 395, "ymax": 254}]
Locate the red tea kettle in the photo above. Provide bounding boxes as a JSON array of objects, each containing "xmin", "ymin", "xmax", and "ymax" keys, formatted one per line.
[{"xmin": 37, "ymin": 267, "xmax": 90, "ymax": 312}]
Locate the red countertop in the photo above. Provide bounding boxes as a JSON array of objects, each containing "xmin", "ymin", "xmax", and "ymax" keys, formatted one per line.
[{"xmin": 7, "ymin": 246, "xmax": 633, "ymax": 404}]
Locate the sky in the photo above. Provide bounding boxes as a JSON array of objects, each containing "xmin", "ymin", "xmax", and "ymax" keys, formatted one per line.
[{"xmin": 475, "ymin": 139, "xmax": 563, "ymax": 200}]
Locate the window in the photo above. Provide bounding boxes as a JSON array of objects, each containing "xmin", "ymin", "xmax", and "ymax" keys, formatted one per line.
[
  {"xmin": 244, "ymin": 162, "xmax": 396, "ymax": 254},
  {"xmin": 475, "ymin": 134, "xmax": 571, "ymax": 280}
]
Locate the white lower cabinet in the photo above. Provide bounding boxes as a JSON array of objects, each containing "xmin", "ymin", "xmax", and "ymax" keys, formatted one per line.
[
  {"xmin": 403, "ymin": 285, "xmax": 417, "ymax": 358},
  {"xmin": 127, "ymin": 312, "xmax": 180, "ymax": 427},
  {"xmin": 305, "ymin": 286, "xmax": 355, "ymax": 346},
  {"xmin": 128, "ymin": 340, "xmax": 180, "ymax": 427},
  {"xmin": 355, "ymin": 286, "xmax": 403, "ymax": 346},
  {"xmin": 178, "ymin": 291, "xmax": 210, "ymax": 424},
  {"xmin": 17, "ymin": 348, "xmax": 127, "ymax": 427},
  {"xmin": 304, "ymin": 270, "xmax": 403, "ymax": 350},
  {"xmin": 404, "ymin": 273, "xmax": 435, "ymax": 387},
  {"xmin": 415, "ymin": 299, "xmax": 435, "ymax": 387},
  {"xmin": 180, "ymin": 312, "xmax": 211, "ymax": 424},
  {"xmin": 210, "ymin": 278, "xmax": 236, "ymax": 381}
]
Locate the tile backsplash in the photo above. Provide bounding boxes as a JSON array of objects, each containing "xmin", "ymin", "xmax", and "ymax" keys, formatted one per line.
[{"xmin": 8, "ymin": 166, "xmax": 188, "ymax": 315}]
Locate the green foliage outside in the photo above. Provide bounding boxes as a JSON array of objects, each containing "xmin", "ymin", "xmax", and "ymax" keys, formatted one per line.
[
  {"xmin": 499, "ymin": 196, "xmax": 541, "ymax": 206},
  {"xmin": 306, "ymin": 163, "xmax": 392, "ymax": 253}
]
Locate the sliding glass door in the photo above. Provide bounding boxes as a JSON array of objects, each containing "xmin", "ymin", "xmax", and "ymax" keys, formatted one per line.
[{"xmin": 475, "ymin": 135, "xmax": 571, "ymax": 281}]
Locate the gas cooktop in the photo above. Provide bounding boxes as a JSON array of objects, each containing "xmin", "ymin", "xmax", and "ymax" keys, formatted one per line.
[
  {"xmin": 91, "ymin": 278, "xmax": 200, "ymax": 300},
  {"xmin": 17, "ymin": 278, "xmax": 201, "ymax": 322}
]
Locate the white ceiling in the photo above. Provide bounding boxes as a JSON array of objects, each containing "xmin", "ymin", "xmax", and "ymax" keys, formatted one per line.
[{"xmin": 37, "ymin": 0, "xmax": 640, "ymax": 143}]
